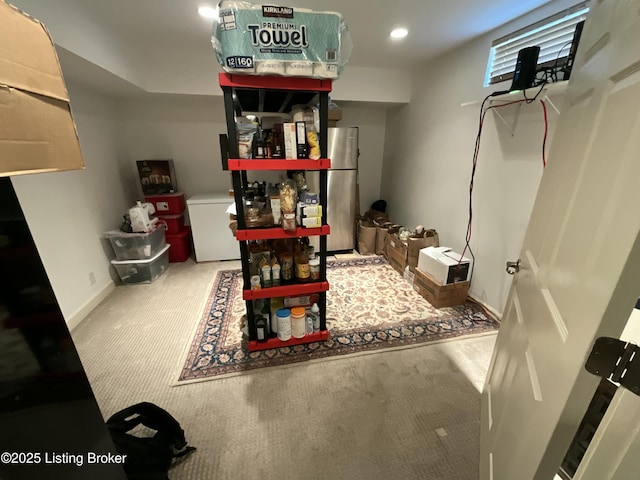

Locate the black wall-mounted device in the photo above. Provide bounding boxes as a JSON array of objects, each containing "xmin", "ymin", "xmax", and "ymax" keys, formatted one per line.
[{"xmin": 510, "ymin": 46, "xmax": 540, "ymax": 91}]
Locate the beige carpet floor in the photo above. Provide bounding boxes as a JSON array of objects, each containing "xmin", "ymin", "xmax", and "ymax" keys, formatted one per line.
[{"xmin": 71, "ymin": 258, "xmax": 497, "ymax": 480}]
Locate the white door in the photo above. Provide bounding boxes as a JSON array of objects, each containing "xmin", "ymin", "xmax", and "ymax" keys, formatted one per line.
[
  {"xmin": 481, "ymin": 1, "xmax": 640, "ymax": 479},
  {"xmin": 568, "ymin": 314, "xmax": 640, "ymax": 479},
  {"xmin": 571, "ymin": 388, "xmax": 640, "ymax": 480}
]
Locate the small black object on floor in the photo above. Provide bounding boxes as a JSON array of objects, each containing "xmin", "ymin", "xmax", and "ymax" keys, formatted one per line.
[{"xmin": 107, "ymin": 402, "xmax": 196, "ymax": 480}]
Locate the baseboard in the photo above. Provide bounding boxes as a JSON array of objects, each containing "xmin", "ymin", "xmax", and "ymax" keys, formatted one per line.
[
  {"xmin": 468, "ymin": 294, "xmax": 503, "ymax": 323},
  {"xmin": 67, "ymin": 282, "xmax": 116, "ymax": 332}
]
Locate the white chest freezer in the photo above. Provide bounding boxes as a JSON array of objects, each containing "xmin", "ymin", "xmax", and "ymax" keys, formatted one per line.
[{"xmin": 187, "ymin": 193, "xmax": 240, "ymax": 262}]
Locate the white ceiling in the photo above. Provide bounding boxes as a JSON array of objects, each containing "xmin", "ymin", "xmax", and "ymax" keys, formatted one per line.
[{"xmin": 80, "ymin": 0, "xmax": 556, "ymax": 70}]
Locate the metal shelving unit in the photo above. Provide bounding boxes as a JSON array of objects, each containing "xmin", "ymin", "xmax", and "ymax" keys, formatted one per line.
[{"xmin": 219, "ymin": 72, "xmax": 332, "ymax": 352}]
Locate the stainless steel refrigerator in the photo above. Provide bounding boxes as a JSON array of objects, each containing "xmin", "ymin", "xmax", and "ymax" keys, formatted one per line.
[{"xmin": 308, "ymin": 127, "xmax": 359, "ymax": 253}]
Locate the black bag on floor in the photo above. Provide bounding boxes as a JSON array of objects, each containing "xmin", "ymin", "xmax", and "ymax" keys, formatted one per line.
[{"xmin": 107, "ymin": 402, "xmax": 196, "ymax": 480}]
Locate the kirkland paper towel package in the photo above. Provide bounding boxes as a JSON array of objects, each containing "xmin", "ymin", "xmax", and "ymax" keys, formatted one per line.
[{"xmin": 212, "ymin": 1, "xmax": 352, "ymax": 79}]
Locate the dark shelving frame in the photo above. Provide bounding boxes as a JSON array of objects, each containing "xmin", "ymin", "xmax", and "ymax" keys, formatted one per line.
[{"xmin": 219, "ymin": 72, "xmax": 332, "ymax": 352}]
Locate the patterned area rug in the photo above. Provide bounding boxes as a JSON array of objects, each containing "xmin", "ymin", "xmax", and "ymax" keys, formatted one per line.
[{"xmin": 176, "ymin": 257, "xmax": 498, "ymax": 383}]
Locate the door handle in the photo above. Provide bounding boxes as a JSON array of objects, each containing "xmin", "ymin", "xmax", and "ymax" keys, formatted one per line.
[{"xmin": 506, "ymin": 259, "xmax": 521, "ymax": 275}]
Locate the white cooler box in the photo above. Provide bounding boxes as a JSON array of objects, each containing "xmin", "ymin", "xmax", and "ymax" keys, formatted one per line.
[
  {"xmin": 187, "ymin": 194, "xmax": 240, "ymax": 262},
  {"xmin": 417, "ymin": 246, "xmax": 471, "ymax": 285}
]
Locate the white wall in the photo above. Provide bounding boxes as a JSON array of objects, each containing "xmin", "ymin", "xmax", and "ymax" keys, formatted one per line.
[
  {"xmin": 331, "ymin": 66, "xmax": 411, "ymax": 105},
  {"xmin": 10, "ymin": 0, "xmax": 141, "ymax": 86},
  {"xmin": 11, "ymin": 83, "xmax": 135, "ymax": 326},
  {"xmin": 118, "ymin": 95, "xmax": 388, "ymax": 211},
  {"xmin": 381, "ymin": 0, "xmax": 575, "ymax": 315},
  {"xmin": 118, "ymin": 95, "xmax": 231, "ymax": 198}
]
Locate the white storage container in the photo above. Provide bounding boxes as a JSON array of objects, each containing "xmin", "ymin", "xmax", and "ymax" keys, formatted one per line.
[
  {"xmin": 111, "ymin": 245, "xmax": 170, "ymax": 285},
  {"xmin": 417, "ymin": 246, "xmax": 471, "ymax": 285},
  {"xmin": 187, "ymin": 194, "xmax": 239, "ymax": 262}
]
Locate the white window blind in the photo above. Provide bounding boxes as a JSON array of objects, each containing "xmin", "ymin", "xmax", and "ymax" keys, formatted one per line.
[{"xmin": 486, "ymin": 3, "xmax": 589, "ymax": 85}]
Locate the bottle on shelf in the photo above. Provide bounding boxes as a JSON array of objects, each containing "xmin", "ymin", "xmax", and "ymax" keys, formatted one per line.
[
  {"xmin": 270, "ymin": 297, "xmax": 284, "ymax": 334},
  {"xmin": 311, "ymin": 303, "xmax": 320, "ymax": 332},
  {"xmin": 295, "ymin": 249, "xmax": 310, "ymax": 283},
  {"xmin": 270, "ymin": 255, "xmax": 281, "ymax": 286},
  {"xmin": 259, "ymin": 257, "xmax": 271, "ymax": 287},
  {"xmin": 271, "ymin": 123, "xmax": 284, "ymax": 159},
  {"xmin": 291, "ymin": 307, "xmax": 306, "ymax": 339},
  {"xmin": 306, "ymin": 314, "xmax": 314, "ymax": 335},
  {"xmin": 277, "ymin": 308, "xmax": 292, "ymax": 341},
  {"xmin": 256, "ymin": 316, "xmax": 268, "ymax": 342},
  {"xmin": 309, "ymin": 257, "xmax": 320, "ymax": 281},
  {"xmin": 279, "ymin": 251, "xmax": 294, "ymax": 284}
]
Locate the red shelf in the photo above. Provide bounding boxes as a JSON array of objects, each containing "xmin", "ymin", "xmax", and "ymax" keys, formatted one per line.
[
  {"xmin": 236, "ymin": 225, "xmax": 330, "ymax": 241},
  {"xmin": 243, "ymin": 281, "xmax": 329, "ymax": 300},
  {"xmin": 219, "ymin": 73, "xmax": 332, "ymax": 92},
  {"xmin": 248, "ymin": 330, "xmax": 330, "ymax": 352},
  {"xmin": 228, "ymin": 158, "xmax": 331, "ymax": 171}
]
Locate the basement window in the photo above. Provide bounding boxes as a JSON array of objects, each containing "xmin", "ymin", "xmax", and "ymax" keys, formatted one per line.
[{"xmin": 485, "ymin": 2, "xmax": 589, "ymax": 86}]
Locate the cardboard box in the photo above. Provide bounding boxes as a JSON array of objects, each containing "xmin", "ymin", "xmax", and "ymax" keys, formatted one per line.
[
  {"xmin": 407, "ymin": 229, "xmax": 439, "ymax": 272},
  {"xmin": 417, "ymin": 246, "xmax": 471, "ymax": 285},
  {"xmin": 328, "ymin": 108, "xmax": 343, "ymax": 122},
  {"xmin": 386, "ymin": 234, "xmax": 408, "ymax": 275},
  {"xmin": 0, "ymin": 1, "xmax": 84, "ymax": 176},
  {"xmin": 137, "ymin": 160, "xmax": 178, "ymax": 195},
  {"xmin": 403, "ymin": 266, "xmax": 415, "ymax": 284},
  {"xmin": 328, "ymin": 108, "xmax": 342, "ymax": 128},
  {"xmin": 383, "ymin": 232, "xmax": 393, "ymax": 262},
  {"xmin": 413, "ymin": 267, "xmax": 469, "ymax": 309}
]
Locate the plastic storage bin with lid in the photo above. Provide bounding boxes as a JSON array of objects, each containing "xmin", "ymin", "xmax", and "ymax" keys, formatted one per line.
[
  {"xmin": 111, "ymin": 244, "xmax": 170, "ymax": 285},
  {"xmin": 157, "ymin": 213, "xmax": 185, "ymax": 234},
  {"xmin": 144, "ymin": 192, "xmax": 186, "ymax": 216},
  {"xmin": 103, "ymin": 225, "xmax": 166, "ymax": 261},
  {"xmin": 166, "ymin": 227, "xmax": 192, "ymax": 262}
]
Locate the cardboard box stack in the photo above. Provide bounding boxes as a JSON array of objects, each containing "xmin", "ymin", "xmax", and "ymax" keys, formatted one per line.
[
  {"xmin": 412, "ymin": 247, "xmax": 471, "ymax": 308},
  {"xmin": 385, "ymin": 233, "xmax": 408, "ymax": 275},
  {"xmin": 412, "ymin": 268, "xmax": 469, "ymax": 309},
  {"xmin": 383, "ymin": 226, "xmax": 439, "ymax": 275},
  {"xmin": 140, "ymin": 162, "xmax": 192, "ymax": 263}
]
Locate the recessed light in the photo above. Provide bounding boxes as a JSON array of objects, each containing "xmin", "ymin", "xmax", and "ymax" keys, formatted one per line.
[
  {"xmin": 198, "ymin": 6, "xmax": 218, "ymax": 20},
  {"xmin": 390, "ymin": 28, "xmax": 408, "ymax": 39}
]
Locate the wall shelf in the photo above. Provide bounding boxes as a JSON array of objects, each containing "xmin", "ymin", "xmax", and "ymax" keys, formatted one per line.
[
  {"xmin": 228, "ymin": 158, "xmax": 331, "ymax": 171},
  {"xmin": 461, "ymin": 81, "xmax": 569, "ymax": 108},
  {"xmin": 461, "ymin": 81, "xmax": 569, "ymax": 137},
  {"xmin": 236, "ymin": 225, "xmax": 330, "ymax": 241}
]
